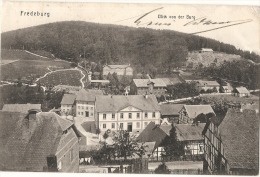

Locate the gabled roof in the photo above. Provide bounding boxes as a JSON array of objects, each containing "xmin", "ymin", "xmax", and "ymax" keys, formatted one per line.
[
  {"xmin": 160, "ymin": 104, "xmax": 184, "ymax": 116},
  {"xmin": 133, "ymin": 79, "xmax": 167, "ymax": 88},
  {"xmin": 2, "ymin": 104, "xmax": 41, "ymax": 113},
  {"xmin": 175, "ymin": 123, "xmax": 205, "ymax": 141},
  {"xmin": 136, "ymin": 122, "xmax": 168, "ymax": 150},
  {"xmin": 103, "ymin": 65, "xmax": 132, "ymax": 69},
  {"xmin": 197, "ymin": 80, "xmax": 220, "ymax": 87},
  {"xmin": 76, "ymin": 88, "xmax": 103, "ymax": 102},
  {"xmin": 0, "ymin": 111, "xmax": 77, "ymax": 171},
  {"xmin": 160, "ymin": 77, "xmax": 183, "ymax": 86},
  {"xmin": 235, "ymin": 87, "xmax": 250, "ymax": 94},
  {"xmin": 60, "ymin": 94, "xmax": 76, "ymax": 105},
  {"xmin": 218, "ymin": 109, "xmax": 259, "ymax": 170},
  {"xmin": 96, "ymin": 95, "xmax": 160, "ymax": 112},
  {"xmin": 182, "ymin": 105, "xmax": 215, "ymax": 118}
]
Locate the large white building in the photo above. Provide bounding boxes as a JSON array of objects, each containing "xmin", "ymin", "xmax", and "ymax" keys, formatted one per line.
[{"xmin": 95, "ymin": 94, "xmax": 161, "ymax": 133}]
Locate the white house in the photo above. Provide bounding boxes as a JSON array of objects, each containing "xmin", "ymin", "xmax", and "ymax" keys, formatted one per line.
[
  {"xmin": 196, "ymin": 80, "xmax": 220, "ymax": 93},
  {"xmin": 103, "ymin": 64, "xmax": 133, "ymax": 78},
  {"xmin": 60, "ymin": 94, "xmax": 76, "ymax": 115},
  {"xmin": 233, "ymin": 87, "xmax": 250, "ymax": 97},
  {"xmin": 95, "ymin": 94, "xmax": 161, "ymax": 133}
]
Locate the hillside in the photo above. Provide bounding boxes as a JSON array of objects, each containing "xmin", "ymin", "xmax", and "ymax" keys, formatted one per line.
[
  {"xmin": 2, "ymin": 21, "xmax": 260, "ymax": 75},
  {"xmin": 187, "ymin": 51, "xmax": 242, "ymax": 68}
]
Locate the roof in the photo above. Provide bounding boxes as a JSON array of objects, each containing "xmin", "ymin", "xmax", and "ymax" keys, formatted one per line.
[
  {"xmin": 197, "ymin": 80, "xmax": 220, "ymax": 87},
  {"xmin": 175, "ymin": 123, "xmax": 205, "ymax": 141},
  {"xmin": 2, "ymin": 104, "xmax": 41, "ymax": 113},
  {"xmin": 182, "ymin": 105, "xmax": 215, "ymax": 118},
  {"xmin": 160, "ymin": 77, "xmax": 183, "ymax": 86},
  {"xmin": 96, "ymin": 95, "xmax": 160, "ymax": 112},
  {"xmin": 160, "ymin": 104, "xmax": 184, "ymax": 116},
  {"xmin": 103, "ymin": 65, "xmax": 131, "ymax": 69},
  {"xmin": 201, "ymin": 48, "xmax": 213, "ymax": 52},
  {"xmin": 235, "ymin": 87, "xmax": 250, "ymax": 94},
  {"xmin": 60, "ymin": 94, "xmax": 76, "ymax": 105},
  {"xmin": 133, "ymin": 79, "xmax": 167, "ymax": 88},
  {"xmin": 76, "ymin": 88, "xmax": 103, "ymax": 102},
  {"xmin": 0, "ymin": 111, "xmax": 76, "ymax": 171},
  {"xmin": 81, "ymin": 121, "xmax": 96, "ymax": 134},
  {"xmin": 219, "ymin": 109, "xmax": 259, "ymax": 170},
  {"xmin": 136, "ymin": 122, "xmax": 168, "ymax": 150}
]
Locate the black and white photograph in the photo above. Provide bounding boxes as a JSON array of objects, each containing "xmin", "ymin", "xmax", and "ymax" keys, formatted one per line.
[{"xmin": 0, "ymin": 1, "xmax": 259, "ymax": 175}]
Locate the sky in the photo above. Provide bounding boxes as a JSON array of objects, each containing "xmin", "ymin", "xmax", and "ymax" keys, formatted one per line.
[{"xmin": 2, "ymin": 1, "xmax": 260, "ymax": 53}]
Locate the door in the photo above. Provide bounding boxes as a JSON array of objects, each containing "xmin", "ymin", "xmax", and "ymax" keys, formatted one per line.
[
  {"xmin": 127, "ymin": 123, "xmax": 132, "ymax": 132},
  {"xmin": 85, "ymin": 111, "xmax": 89, "ymax": 117}
]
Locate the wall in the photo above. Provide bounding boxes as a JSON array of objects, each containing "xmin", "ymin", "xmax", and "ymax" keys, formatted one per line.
[
  {"xmin": 55, "ymin": 128, "xmax": 79, "ymax": 173},
  {"xmin": 76, "ymin": 101, "xmax": 95, "ymax": 118},
  {"xmin": 61, "ymin": 104, "xmax": 73, "ymax": 115}
]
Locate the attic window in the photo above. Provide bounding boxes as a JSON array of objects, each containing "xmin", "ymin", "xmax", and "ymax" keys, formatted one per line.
[{"xmin": 64, "ymin": 130, "xmax": 68, "ymax": 134}]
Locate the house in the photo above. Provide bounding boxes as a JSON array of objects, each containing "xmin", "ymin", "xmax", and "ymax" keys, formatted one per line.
[
  {"xmin": 160, "ymin": 104, "xmax": 184, "ymax": 123},
  {"xmin": 161, "ymin": 123, "xmax": 206, "ymax": 159},
  {"xmin": 90, "ymin": 80, "xmax": 110, "ymax": 89},
  {"xmin": 0, "ymin": 111, "xmax": 80, "ymax": 172},
  {"xmin": 179, "ymin": 105, "xmax": 215, "ymax": 124},
  {"xmin": 103, "ymin": 65, "xmax": 133, "ymax": 78},
  {"xmin": 160, "ymin": 77, "xmax": 183, "ymax": 87},
  {"xmin": 220, "ymin": 83, "xmax": 233, "ymax": 93},
  {"xmin": 199, "ymin": 48, "xmax": 213, "ymax": 53},
  {"xmin": 136, "ymin": 122, "xmax": 168, "ymax": 161},
  {"xmin": 75, "ymin": 89, "xmax": 103, "ymax": 119},
  {"xmin": 130, "ymin": 79, "xmax": 167, "ymax": 97},
  {"xmin": 1, "ymin": 103, "xmax": 41, "ymax": 113},
  {"xmin": 60, "ymin": 88, "xmax": 103, "ymax": 119},
  {"xmin": 60, "ymin": 94, "xmax": 76, "ymax": 115},
  {"xmin": 195, "ymin": 80, "xmax": 220, "ymax": 93},
  {"xmin": 95, "ymin": 94, "xmax": 161, "ymax": 133},
  {"xmin": 202, "ymin": 109, "xmax": 259, "ymax": 175},
  {"xmin": 233, "ymin": 87, "xmax": 250, "ymax": 97}
]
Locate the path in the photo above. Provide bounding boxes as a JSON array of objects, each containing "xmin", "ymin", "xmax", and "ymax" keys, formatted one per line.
[{"xmin": 24, "ymin": 50, "xmax": 49, "ymax": 59}]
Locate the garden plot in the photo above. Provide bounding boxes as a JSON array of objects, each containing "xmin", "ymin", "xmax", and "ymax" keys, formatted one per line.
[{"xmin": 37, "ymin": 69, "xmax": 84, "ymax": 87}]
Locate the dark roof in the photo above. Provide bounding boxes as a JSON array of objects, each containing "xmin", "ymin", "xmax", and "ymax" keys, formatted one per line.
[
  {"xmin": 160, "ymin": 104, "xmax": 184, "ymax": 116},
  {"xmin": 96, "ymin": 95, "xmax": 160, "ymax": 112},
  {"xmin": 81, "ymin": 121, "xmax": 96, "ymax": 134},
  {"xmin": 202, "ymin": 116, "xmax": 224, "ymax": 135},
  {"xmin": 76, "ymin": 88, "xmax": 103, "ymax": 102},
  {"xmin": 160, "ymin": 123, "xmax": 205, "ymax": 141},
  {"xmin": 60, "ymin": 94, "xmax": 76, "ymax": 105},
  {"xmin": 219, "ymin": 109, "xmax": 259, "ymax": 170},
  {"xmin": 136, "ymin": 122, "xmax": 168, "ymax": 150},
  {"xmin": 2, "ymin": 104, "xmax": 41, "ymax": 113},
  {"xmin": 175, "ymin": 123, "xmax": 205, "ymax": 141},
  {"xmin": 0, "ymin": 111, "xmax": 76, "ymax": 171}
]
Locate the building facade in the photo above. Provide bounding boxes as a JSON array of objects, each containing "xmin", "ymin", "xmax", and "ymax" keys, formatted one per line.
[
  {"xmin": 179, "ymin": 105, "xmax": 215, "ymax": 124},
  {"xmin": 202, "ymin": 109, "xmax": 259, "ymax": 175},
  {"xmin": 130, "ymin": 79, "xmax": 167, "ymax": 97},
  {"xmin": 103, "ymin": 65, "xmax": 133, "ymax": 78},
  {"xmin": 96, "ymin": 95, "xmax": 161, "ymax": 133}
]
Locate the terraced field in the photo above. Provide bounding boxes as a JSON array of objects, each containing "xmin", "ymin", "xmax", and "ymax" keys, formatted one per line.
[{"xmin": 37, "ymin": 69, "xmax": 84, "ymax": 87}]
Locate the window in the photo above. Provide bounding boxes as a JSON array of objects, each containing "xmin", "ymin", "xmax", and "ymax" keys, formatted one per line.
[
  {"xmin": 91, "ymin": 107, "xmax": 93, "ymax": 110},
  {"xmin": 78, "ymin": 112, "xmax": 80, "ymax": 115},
  {"xmin": 81, "ymin": 106, "xmax": 84, "ymax": 109},
  {"xmin": 70, "ymin": 149, "xmax": 73, "ymax": 162},
  {"xmin": 112, "ymin": 123, "xmax": 115, "ymax": 129},
  {"xmin": 129, "ymin": 113, "xmax": 132, "ymax": 119},
  {"xmin": 86, "ymin": 107, "xmax": 88, "ymax": 110},
  {"xmin": 103, "ymin": 114, "xmax": 106, "ymax": 120},
  {"xmin": 103, "ymin": 124, "xmax": 106, "ymax": 129},
  {"xmin": 91, "ymin": 113, "xmax": 93, "ymax": 116},
  {"xmin": 120, "ymin": 123, "xmax": 124, "ymax": 129},
  {"xmin": 112, "ymin": 113, "xmax": 115, "ymax": 119},
  {"xmin": 152, "ymin": 112, "xmax": 156, "ymax": 118},
  {"xmin": 78, "ymin": 106, "xmax": 80, "ymax": 109},
  {"xmin": 81, "ymin": 112, "xmax": 83, "ymax": 115},
  {"xmin": 136, "ymin": 122, "xmax": 140, "ymax": 128},
  {"xmin": 137, "ymin": 113, "xmax": 140, "ymax": 118},
  {"xmin": 144, "ymin": 122, "xmax": 148, "ymax": 127},
  {"xmin": 199, "ymin": 144, "xmax": 204, "ymax": 152},
  {"xmin": 120, "ymin": 113, "xmax": 124, "ymax": 119},
  {"xmin": 145, "ymin": 112, "xmax": 148, "ymax": 118}
]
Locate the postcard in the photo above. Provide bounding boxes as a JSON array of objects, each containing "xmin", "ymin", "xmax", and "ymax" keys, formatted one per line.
[{"xmin": 0, "ymin": 1, "xmax": 259, "ymax": 176}]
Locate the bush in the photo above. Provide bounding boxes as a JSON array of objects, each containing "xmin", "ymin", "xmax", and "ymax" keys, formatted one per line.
[{"xmin": 154, "ymin": 162, "xmax": 171, "ymax": 174}]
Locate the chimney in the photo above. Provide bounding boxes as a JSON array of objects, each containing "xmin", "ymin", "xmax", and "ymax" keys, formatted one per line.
[{"xmin": 28, "ymin": 109, "xmax": 40, "ymax": 134}]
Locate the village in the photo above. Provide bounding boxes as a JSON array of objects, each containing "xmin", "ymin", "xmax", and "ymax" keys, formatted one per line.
[{"xmin": 0, "ymin": 47, "xmax": 259, "ymax": 175}]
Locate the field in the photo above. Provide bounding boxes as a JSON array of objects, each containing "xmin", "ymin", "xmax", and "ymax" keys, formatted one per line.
[
  {"xmin": 37, "ymin": 69, "xmax": 83, "ymax": 87},
  {"xmin": 1, "ymin": 49, "xmax": 53, "ymax": 60},
  {"xmin": 199, "ymin": 94, "xmax": 259, "ymax": 104},
  {"xmin": 1, "ymin": 60, "xmax": 71, "ymax": 82}
]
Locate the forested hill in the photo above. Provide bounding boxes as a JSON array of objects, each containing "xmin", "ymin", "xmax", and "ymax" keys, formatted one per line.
[{"xmin": 1, "ymin": 21, "xmax": 260, "ymax": 73}]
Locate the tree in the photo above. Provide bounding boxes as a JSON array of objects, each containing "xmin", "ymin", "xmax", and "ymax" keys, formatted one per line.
[
  {"xmin": 164, "ymin": 124, "xmax": 184, "ymax": 159},
  {"xmin": 154, "ymin": 162, "xmax": 171, "ymax": 174}
]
